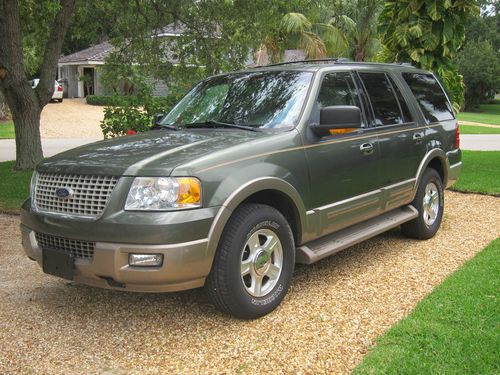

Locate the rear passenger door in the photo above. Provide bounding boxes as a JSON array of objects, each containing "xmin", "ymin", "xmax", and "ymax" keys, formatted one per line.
[
  {"xmin": 357, "ymin": 71, "xmax": 425, "ymax": 210},
  {"xmin": 402, "ymin": 72, "xmax": 457, "ymax": 153}
]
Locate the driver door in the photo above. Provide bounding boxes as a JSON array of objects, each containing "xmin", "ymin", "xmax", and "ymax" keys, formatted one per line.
[{"xmin": 304, "ymin": 71, "xmax": 383, "ymax": 237}]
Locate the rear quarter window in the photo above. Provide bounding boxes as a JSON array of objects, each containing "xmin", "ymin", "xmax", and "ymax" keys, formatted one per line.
[{"xmin": 402, "ymin": 73, "xmax": 454, "ymax": 123}]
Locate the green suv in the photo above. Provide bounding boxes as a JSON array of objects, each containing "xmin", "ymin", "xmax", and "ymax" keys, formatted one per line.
[{"xmin": 21, "ymin": 60, "xmax": 461, "ymax": 319}]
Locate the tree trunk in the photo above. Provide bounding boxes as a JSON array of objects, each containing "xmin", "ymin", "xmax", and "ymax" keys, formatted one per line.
[
  {"xmin": 13, "ymin": 108, "xmax": 43, "ymax": 170},
  {"xmin": 355, "ymin": 46, "xmax": 365, "ymax": 62},
  {"xmin": 4, "ymin": 86, "xmax": 43, "ymax": 169},
  {"xmin": 0, "ymin": 0, "xmax": 76, "ymax": 170}
]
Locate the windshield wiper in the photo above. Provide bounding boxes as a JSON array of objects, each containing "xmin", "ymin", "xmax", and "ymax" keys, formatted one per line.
[
  {"xmin": 184, "ymin": 120, "xmax": 260, "ymax": 132},
  {"xmin": 151, "ymin": 123, "xmax": 182, "ymax": 131}
]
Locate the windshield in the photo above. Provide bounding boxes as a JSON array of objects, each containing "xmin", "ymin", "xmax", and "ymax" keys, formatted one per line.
[{"xmin": 160, "ymin": 70, "xmax": 313, "ymax": 129}]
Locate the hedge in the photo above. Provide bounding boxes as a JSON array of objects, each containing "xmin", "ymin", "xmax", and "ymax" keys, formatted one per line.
[{"xmin": 87, "ymin": 95, "xmax": 137, "ymax": 106}]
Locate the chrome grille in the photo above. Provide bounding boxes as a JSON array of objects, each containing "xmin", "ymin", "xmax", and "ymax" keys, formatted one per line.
[
  {"xmin": 35, "ymin": 232, "xmax": 95, "ymax": 260},
  {"xmin": 34, "ymin": 173, "xmax": 118, "ymax": 218}
]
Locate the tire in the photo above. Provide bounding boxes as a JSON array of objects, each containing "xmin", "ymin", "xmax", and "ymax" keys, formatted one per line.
[
  {"xmin": 401, "ymin": 168, "xmax": 444, "ymax": 240},
  {"xmin": 205, "ymin": 203, "xmax": 295, "ymax": 319}
]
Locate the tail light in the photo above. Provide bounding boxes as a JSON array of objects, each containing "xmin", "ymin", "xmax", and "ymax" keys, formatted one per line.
[
  {"xmin": 57, "ymin": 84, "xmax": 63, "ymax": 92},
  {"xmin": 455, "ymin": 122, "xmax": 460, "ymax": 149}
]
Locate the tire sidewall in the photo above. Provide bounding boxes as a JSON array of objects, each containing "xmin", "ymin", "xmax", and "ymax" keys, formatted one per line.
[
  {"xmin": 416, "ymin": 169, "xmax": 444, "ymax": 237},
  {"xmin": 223, "ymin": 207, "xmax": 295, "ymax": 317}
]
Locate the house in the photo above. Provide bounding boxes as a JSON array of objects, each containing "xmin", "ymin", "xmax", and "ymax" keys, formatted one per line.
[
  {"xmin": 58, "ymin": 41, "xmax": 113, "ymax": 98},
  {"xmin": 58, "ymin": 24, "xmax": 186, "ymax": 98},
  {"xmin": 58, "ymin": 22, "xmax": 307, "ymax": 98}
]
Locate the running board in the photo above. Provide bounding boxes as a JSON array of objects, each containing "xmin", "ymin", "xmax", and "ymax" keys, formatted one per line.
[{"xmin": 296, "ymin": 205, "xmax": 418, "ymax": 264}]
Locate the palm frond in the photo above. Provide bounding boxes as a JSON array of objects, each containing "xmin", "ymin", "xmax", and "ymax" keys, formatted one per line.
[
  {"xmin": 299, "ymin": 31, "xmax": 327, "ymax": 59},
  {"xmin": 331, "ymin": 14, "xmax": 356, "ymax": 33},
  {"xmin": 280, "ymin": 12, "xmax": 312, "ymax": 34},
  {"xmin": 319, "ymin": 24, "xmax": 349, "ymax": 56}
]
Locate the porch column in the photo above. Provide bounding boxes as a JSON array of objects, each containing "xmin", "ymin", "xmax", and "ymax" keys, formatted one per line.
[{"xmin": 77, "ymin": 66, "xmax": 84, "ymax": 98}]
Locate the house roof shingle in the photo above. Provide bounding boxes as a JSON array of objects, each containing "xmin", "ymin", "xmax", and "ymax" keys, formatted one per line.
[{"xmin": 58, "ymin": 41, "xmax": 114, "ymax": 64}]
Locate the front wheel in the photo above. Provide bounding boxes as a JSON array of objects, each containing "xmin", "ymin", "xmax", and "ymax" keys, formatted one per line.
[
  {"xmin": 205, "ymin": 203, "xmax": 295, "ymax": 319},
  {"xmin": 402, "ymin": 168, "xmax": 444, "ymax": 240}
]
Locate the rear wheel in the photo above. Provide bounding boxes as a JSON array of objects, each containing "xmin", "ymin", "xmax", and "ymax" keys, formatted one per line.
[
  {"xmin": 402, "ymin": 168, "xmax": 444, "ymax": 239},
  {"xmin": 205, "ymin": 203, "xmax": 295, "ymax": 319}
]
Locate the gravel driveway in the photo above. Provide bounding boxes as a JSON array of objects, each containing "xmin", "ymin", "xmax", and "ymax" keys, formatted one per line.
[
  {"xmin": 1, "ymin": 191, "xmax": 499, "ymax": 374},
  {"xmin": 40, "ymin": 99, "xmax": 104, "ymax": 139}
]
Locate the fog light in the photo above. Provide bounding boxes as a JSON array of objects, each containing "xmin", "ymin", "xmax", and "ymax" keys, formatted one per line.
[{"xmin": 128, "ymin": 253, "xmax": 163, "ymax": 267}]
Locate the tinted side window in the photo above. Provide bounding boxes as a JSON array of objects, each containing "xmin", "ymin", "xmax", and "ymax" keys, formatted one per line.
[
  {"xmin": 359, "ymin": 72, "xmax": 404, "ymax": 126},
  {"xmin": 402, "ymin": 73, "xmax": 454, "ymax": 123},
  {"xmin": 389, "ymin": 76, "xmax": 412, "ymax": 123},
  {"xmin": 310, "ymin": 72, "xmax": 363, "ymax": 125}
]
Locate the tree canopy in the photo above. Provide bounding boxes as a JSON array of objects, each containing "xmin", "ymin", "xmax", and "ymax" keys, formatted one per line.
[
  {"xmin": 455, "ymin": 6, "xmax": 500, "ymax": 109},
  {"xmin": 378, "ymin": 0, "xmax": 479, "ymax": 109}
]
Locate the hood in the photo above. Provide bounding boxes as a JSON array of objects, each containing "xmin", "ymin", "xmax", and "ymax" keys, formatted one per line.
[{"xmin": 38, "ymin": 129, "xmax": 271, "ymax": 176}]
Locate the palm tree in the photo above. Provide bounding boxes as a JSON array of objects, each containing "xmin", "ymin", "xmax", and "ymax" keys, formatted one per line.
[
  {"xmin": 254, "ymin": 10, "xmax": 350, "ymax": 65},
  {"xmin": 279, "ymin": 12, "xmax": 349, "ymax": 59},
  {"xmin": 254, "ymin": 1, "xmax": 382, "ymax": 65},
  {"xmin": 332, "ymin": 0, "xmax": 382, "ymax": 61}
]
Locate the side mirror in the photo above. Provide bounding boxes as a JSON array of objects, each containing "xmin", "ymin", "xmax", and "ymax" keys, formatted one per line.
[
  {"xmin": 153, "ymin": 113, "xmax": 164, "ymax": 126},
  {"xmin": 311, "ymin": 105, "xmax": 362, "ymax": 137}
]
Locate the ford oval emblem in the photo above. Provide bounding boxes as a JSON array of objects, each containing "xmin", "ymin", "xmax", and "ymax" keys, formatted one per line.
[{"xmin": 55, "ymin": 187, "xmax": 73, "ymax": 199}]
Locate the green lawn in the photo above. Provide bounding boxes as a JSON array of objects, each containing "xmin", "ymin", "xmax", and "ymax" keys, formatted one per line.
[
  {"xmin": 459, "ymin": 124, "xmax": 500, "ymax": 134},
  {"xmin": 457, "ymin": 102, "xmax": 500, "ymax": 125},
  {"xmin": 0, "ymin": 120, "xmax": 15, "ymax": 138},
  {"xmin": 0, "ymin": 161, "xmax": 32, "ymax": 211},
  {"xmin": 451, "ymin": 151, "xmax": 500, "ymax": 195},
  {"xmin": 353, "ymin": 238, "xmax": 500, "ymax": 375}
]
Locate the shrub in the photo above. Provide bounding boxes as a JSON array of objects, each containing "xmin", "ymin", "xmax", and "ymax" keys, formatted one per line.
[
  {"xmin": 100, "ymin": 106, "xmax": 151, "ymax": 138},
  {"xmin": 99, "ymin": 93, "xmax": 184, "ymax": 138},
  {"xmin": 87, "ymin": 95, "xmax": 129, "ymax": 106}
]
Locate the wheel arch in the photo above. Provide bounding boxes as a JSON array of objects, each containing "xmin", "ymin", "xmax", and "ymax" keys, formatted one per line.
[
  {"xmin": 412, "ymin": 148, "xmax": 448, "ymax": 200},
  {"xmin": 206, "ymin": 177, "xmax": 307, "ymax": 268}
]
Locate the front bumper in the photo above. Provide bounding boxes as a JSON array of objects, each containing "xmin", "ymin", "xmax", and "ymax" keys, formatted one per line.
[
  {"xmin": 21, "ymin": 224, "xmax": 210, "ymax": 292},
  {"xmin": 20, "ymin": 201, "xmax": 222, "ymax": 292}
]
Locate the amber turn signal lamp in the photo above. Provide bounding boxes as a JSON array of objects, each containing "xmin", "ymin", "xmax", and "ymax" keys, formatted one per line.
[{"xmin": 329, "ymin": 128, "xmax": 357, "ymax": 135}]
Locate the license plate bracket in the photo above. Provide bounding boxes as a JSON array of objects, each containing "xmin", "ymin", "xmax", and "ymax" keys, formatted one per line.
[{"xmin": 42, "ymin": 248, "xmax": 74, "ymax": 280}]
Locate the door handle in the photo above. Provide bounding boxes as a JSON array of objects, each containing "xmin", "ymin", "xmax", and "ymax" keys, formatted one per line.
[
  {"xmin": 413, "ymin": 132, "xmax": 424, "ymax": 144},
  {"xmin": 359, "ymin": 142, "xmax": 374, "ymax": 155}
]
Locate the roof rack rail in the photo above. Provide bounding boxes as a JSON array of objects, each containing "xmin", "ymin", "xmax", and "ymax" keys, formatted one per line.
[
  {"xmin": 253, "ymin": 58, "xmax": 351, "ymax": 68},
  {"xmin": 395, "ymin": 62, "xmax": 415, "ymax": 67}
]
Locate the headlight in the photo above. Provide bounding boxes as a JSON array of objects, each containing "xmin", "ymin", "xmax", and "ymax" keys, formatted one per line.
[{"xmin": 125, "ymin": 177, "xmax": 201, "ymax": 211}]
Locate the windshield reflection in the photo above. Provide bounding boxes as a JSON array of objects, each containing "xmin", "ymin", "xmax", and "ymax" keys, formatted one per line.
[{"xmin": 161, "ymin": 70, "xmax": 313, "ymax": 129}]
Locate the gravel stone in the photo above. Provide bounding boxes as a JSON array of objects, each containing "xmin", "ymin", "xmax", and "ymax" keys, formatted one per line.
[
  {"xmin": 0, "ymin": 191, "xmax": 498, "ymax": 374},
  {"xmin": 40, "ymin": 99, "xmax": 104, "ymax": 139}
]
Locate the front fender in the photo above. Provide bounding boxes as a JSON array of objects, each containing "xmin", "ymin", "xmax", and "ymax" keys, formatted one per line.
[{"xmin": 205, "ymin": 171, "xmax": 308, "ymax": 273}]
